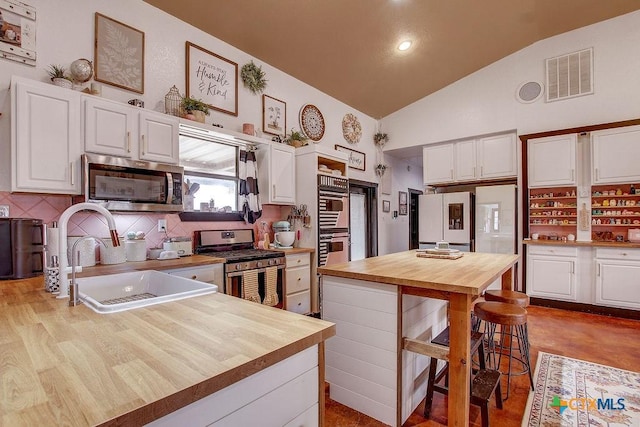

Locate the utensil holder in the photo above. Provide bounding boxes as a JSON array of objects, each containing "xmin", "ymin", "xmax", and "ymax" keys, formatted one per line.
[{"xmin": 44, "ymin": 266, "xmax": 60, "ymax": 293}]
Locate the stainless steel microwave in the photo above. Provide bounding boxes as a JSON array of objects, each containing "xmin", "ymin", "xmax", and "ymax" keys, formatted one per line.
[{"xmin": 82, "ymin": 154, "xmax": 184, "ymax": 212}]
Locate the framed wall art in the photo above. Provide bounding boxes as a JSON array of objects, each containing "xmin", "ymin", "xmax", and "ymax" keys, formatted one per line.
[
  {"xmin": 382, "ymin": 200, "xmax": 390, "ymax": 213},
  {"xmin": 0, "ymin": 0, "xmax": 37, "ymax": 66},
  {"xmin": 399, "ymin": 191, "xmax": 408, "ymax": 215},
  {"xmin": 334, "ymin": 145, "xmax": 366, "ymax": 171},
  {"xmin": 186, "ymin": 41, "xmax": 238, "ymax": 116},
  {"xmin": 94, "ymin": 13, "xmax": 144, "ymax": 93},
  {"xmin": 262, "ymin": 94, "xmax": 286, "ymax": 136}
]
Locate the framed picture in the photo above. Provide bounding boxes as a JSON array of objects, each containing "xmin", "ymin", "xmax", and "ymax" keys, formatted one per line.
[
  {"xmin": 94, "ymin": 13, "xmax": 144, "ymax": 93},
  {"xmin": 399, "ymin": 191, "xmax": 408, "ymax": 215},
  {"xmin": 0, "ymin": 0, "xmax": 37, "ymax": 66},
  {"xmin": 334, "ymin": 145, "xmax": 366, "ymax": 171},
  {"xmin": 262, "ymin": 94, "xmax": 286, "ymax": 136},
  {"xmin": 382, "ymin": 200, "xmax": 390, "ymax": 212},
  {"xmin": 186, "ymin": 41, "xmax": 238, "ymax": 116}
]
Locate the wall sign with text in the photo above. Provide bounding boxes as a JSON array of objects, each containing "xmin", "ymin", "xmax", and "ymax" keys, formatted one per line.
[
  {"xmin": 335, "ymin": 145, "xmax": 365, "ymax": 171},
  {"xmin": 186, "ymin": 41, "xmax": 238, "ymax": 116}
]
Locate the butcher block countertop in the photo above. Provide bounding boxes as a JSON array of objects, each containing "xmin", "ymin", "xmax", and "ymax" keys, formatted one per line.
[
  {"xmin": 75, "ymin": 254, "xmax": 225, "ymax": 277},
  {"xmin": 523, "ymin": 239, "xmax": 640, "ymax": 248},
  {"xmin": 0, "ymin": 276, "xmax": 335, "ymax": 426},
  {"xmin": 318, "ymin": 250, "xmax": 520, "ymax": 296}
]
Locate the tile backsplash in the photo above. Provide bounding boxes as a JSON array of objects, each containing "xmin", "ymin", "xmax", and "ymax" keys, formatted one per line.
[{"xmin": 0, "ymin": 191, "xmax": 289, "ymax": 250}]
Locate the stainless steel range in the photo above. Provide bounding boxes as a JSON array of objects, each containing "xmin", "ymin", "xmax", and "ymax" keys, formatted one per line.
[{"xmin": 194, "ymin": 229, "xmax": 285, "ymax": 307}]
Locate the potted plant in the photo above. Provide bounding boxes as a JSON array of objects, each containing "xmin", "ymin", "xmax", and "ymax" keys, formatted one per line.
[
  {"xmin": 285, "ymin": 129, "xmax": 309, "ymax": 148},
  {"xmin": 375, "ymin": 163, "xmax": 387, "ymax": 177},
  {"xmin": 240, "ymin": 60, "xmax": 268, "ymax": 94},
  {"xmin": 374, "ymin": 132, "xmax": 389, "ymax": 148},
  {"xmin": 47, "ymin": 64, "xmax": 73, "ymax": 89},
  {"xmin": 180, "ymin": 96, "xmax": 210, "ymax": 123}
]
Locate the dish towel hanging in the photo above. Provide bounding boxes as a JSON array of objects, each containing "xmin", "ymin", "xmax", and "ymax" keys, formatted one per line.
[
  {"xmin": 242, "ymin": 270, "xmax": 261, "ymax": 304},
  {"xmin": 239, "ymin": 149, "xmax": 262, "ymax": 224},
  {"xmin": 263, "ymin": 266, "xmax": 279, "ymax": 307}
]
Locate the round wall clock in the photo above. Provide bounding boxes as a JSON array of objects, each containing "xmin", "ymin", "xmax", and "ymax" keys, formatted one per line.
[
  {"xmin": 300, "ymin": 104, "xmax": 325, "ymax": 142},
  {"xmin": 342, "ymin": 113, "xmax": 362, "ymax": 144}
]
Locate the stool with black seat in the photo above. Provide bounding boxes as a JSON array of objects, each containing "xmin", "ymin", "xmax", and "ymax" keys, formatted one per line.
[
  {"xmin": 423, "ymin": 326, "xmax": 503, "ymax": 427},
  {"xmin": 473, "ymin": 301, "xmax": 534, "ymax": 401}
]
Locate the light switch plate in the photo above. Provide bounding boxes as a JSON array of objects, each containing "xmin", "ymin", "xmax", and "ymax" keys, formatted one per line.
[{"xmin": 0, "ymin": 205, "xmax": 9, "ymax": 217}]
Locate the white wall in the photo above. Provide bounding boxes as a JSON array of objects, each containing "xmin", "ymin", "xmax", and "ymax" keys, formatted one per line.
[
  {"xmin": 0, "ymin": 0, "xmax": 380, "ymax": 191},
  {"xmin": 382, "ymin": 10, "xmax": 640, "ymax": 149}
]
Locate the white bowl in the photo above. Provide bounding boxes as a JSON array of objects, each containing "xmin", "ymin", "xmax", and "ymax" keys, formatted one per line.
[{"xmin": 275, "ymin": 231, "xmax": 295, "ymax": 247}]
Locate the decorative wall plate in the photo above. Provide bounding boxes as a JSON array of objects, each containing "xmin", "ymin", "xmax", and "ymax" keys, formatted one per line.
[
  {"xmin": 342, "ymin": 113, "xmax": 362, "ymax": 144},
  {"xmin": 300, "ymin": 104, "xmax": 325, "ymax": 142}
]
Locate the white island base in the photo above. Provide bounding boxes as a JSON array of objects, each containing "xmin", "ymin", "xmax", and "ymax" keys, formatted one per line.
[{"xmin": 323, "ymin": 276, "xmax": 448, "ymax": 426}]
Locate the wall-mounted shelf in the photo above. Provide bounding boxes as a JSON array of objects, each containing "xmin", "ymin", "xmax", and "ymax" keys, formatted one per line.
[
  {"xmin": 528, "ymin": 186, "xmax": 578, "ymax": 240},
  {"xmin": 591, "ymin": 184, "xmax": 640, "ymax": 242}
]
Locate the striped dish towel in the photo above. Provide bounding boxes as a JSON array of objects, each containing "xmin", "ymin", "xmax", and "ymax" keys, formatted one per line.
[
  {"xmin": 262, "ymin": 266, "xmax": 279, "ymax": 307},
  {"xmin": 242, "ymin": 270, "xmax": 261, "ymax": 303}
]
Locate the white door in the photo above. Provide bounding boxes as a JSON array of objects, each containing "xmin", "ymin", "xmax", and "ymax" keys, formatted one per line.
[
  {"xmin": 349, "ymin": 192, "xmax": 366, "ymax": 261},
  {"xmin": 477, "ymin": 133, "xmax": 517, "ymax": 179},
  {"xmin": 455, "ymin": 139, "xmax": 476, "ymax": 181},
  {"xmin": 139, "ymin": 111, "xmax": 179, "ymax": 164},
  {"xmin": 270, "ymin": 145, "xmax": 296, "ymax": 204},
  {"xmin": 83, "ymin": 96, "xmax": 136, "ymax": 157},
  {"xmin": 595, "ymin": 260, "xmax": 640, "ymax": 310},
  {"xmin": 527, "ymin": 255, "xmax": 576, "ymax": 301},
  {"xmin": 591, "ymin": 125, "xmax": 640, "ymax": 184},
  {"xmin": 475, "ymin": 185, "xmax": 516, "ymax": 254},
  {"xmin": 528, "ymin": 134, "xmax": 576, "ymax": 187},
  {"xmin": 418, "ymin": 194, "xmax": 443, "ymax": 243},
  {"xmin": 443, "ymin": 192, "xmax": 471, "ymax": 245},
  {"xmin": 423, "ymin": 144, "xmax": 454, "ymax": 184}
]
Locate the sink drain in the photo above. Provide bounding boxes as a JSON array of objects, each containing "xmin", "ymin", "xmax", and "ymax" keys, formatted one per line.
[{"xmin": 100, "ymin": 293, "xmax": 157, "ymax": 305}]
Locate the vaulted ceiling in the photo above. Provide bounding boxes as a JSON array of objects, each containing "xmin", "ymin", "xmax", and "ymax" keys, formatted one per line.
[{"xmin": 144, "ymin": 0, "xmax": 640, "ymax": 119}]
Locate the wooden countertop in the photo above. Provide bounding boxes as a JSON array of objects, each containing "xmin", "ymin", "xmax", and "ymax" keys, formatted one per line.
[
  {"xmin": 75, "ymin": 254, "xmax": 225, "ymax": 277},
  {"xmin": 318, "ymin": 250, "xmax": 520, "ymax": 296},
  {"xmin": 523, "ymin": 239, "xmax": 640, "ymax": 248},
  {"xmin": 0, "ymin": 276, "xmax": 335, "ymax": 426}
]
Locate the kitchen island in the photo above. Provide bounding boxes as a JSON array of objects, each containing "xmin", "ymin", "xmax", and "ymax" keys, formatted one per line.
[
  {"xmin": 318, "ymin": 250, "xmax": 519, "ymax": 427},
  {"xmin": 0, "ymin": 275, "xmax": 335, "ymax": 426}
]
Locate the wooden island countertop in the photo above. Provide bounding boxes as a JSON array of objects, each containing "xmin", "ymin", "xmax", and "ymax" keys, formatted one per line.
[{"xmin": 0, "ymin": 275, "xmax": 335, "ymax": 426}]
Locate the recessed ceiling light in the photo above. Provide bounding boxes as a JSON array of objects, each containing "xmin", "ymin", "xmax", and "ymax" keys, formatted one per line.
[{"xmin": 397, "ymin": 40, "xmax": 412, "ymax": 51}]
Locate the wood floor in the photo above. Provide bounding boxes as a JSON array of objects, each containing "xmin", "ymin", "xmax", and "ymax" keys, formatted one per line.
[{"xmin": 324, "ymin": 305, "xmax": 640, "ymax": 426}]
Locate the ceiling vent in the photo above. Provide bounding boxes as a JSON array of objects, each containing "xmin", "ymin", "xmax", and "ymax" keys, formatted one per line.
[
  {"xmin": 516, "ymin": 81, "xmax": 544, "ymax": 103},
  {"xmin": 546, "ymin": 47, "xmax": 593, "ymax": 102}
]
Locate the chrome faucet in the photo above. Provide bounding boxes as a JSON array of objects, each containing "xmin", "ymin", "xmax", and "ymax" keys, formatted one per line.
[
  {"xmin": 57, "ymin": 203, "xmax": 120, "ymax": 299},
  {"xmin": 69, "ymin": 236, "xmax": 107, "ymax": 307}
]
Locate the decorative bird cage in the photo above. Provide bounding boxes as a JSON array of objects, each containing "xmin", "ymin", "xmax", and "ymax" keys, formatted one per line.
[{"xmin": 164, "ymin": 85, "xmax": 182, "ymax": 117}]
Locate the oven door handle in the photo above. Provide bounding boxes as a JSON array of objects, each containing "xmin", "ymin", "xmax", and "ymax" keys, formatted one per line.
[{"xmin": 225, "ymin": 264, "xmax": 285, "ymax": 278}]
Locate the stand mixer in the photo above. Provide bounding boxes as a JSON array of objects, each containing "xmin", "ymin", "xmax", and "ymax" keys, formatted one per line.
[{"xmin": 272, "ymin": 221, "xmax": 295, "ymax": 248}]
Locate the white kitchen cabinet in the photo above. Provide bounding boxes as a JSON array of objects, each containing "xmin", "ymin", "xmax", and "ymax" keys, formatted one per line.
[
  {"xmin": 83, "ymin": 96, "xmax": 179, "ymax": 164},
  {"xmin": 165, "ymin": 263, "xmax": 224, "ymax": 287},
  {"xmin": 526, "ymin": 245, "xmax": 577, "ymax": 301},
  {"xmin": 591, "ymin": 125, "xmax": 640, "ymax": 185},
  {"xmin": 594, "ymin": 248, "xmax": 640, "ymax": 310},
  {"xmin": 455, "ymin": 139, "xmax": 477, "ymax": 181},
  {"xmin": 285, "ymin": 252, "xmax": 311, "ymax": 314},
  {"xmin": 148, "ymin": 345, "xmax": 319, "ymax": 426},
  {"xmin": 476, "ymin": 133, "xmax": 517, "ymax": 180},
  {"xmin": 257, "ymin": 143, "xmax": 296, "ymax": 204},
  {"xmin": 423, "ymin": 144, "xmax": 454, "ymax": 185},
  {"xmin": 11, "ymin": 76, "xmax": 82, "ymax": 194},
  {"xmin": 528, "ymin": 134, "xmax": 576, "ymax": 187}
]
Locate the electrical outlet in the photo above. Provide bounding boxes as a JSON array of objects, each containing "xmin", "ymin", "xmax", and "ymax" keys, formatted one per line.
[
  {"xmin": 158, "ymin": 219, "xmax": 167, "ymax": 232},
  {"xmin": 0, "ymin": 205, "xmax": 9, "ymax": 217}
]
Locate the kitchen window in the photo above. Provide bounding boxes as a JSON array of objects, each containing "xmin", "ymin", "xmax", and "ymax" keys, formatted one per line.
[{"xmin": 178, "ymin": 126, "xmax": 251, "ymax": 221}]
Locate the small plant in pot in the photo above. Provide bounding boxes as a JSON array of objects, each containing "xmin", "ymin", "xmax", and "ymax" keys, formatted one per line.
[
  {"xmin": 375, "ymin": 163, "xmax": 387, "ymax": 177},
  {"xmin": 180, "ymin": 96, "xmax": 210, "ymax": 123},
  {"xmin": 285, "ymin": 129, "xmax": 309, "ymax": 148},
  {"xmin": 47, "ymin": 64, "xmax": 73, "ymax": 89}
]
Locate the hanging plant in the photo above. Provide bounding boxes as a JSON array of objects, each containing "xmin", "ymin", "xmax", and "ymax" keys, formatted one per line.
[
  {"xmin": 375, "ymin": 163, "xmax": 387, "ymax": 177},
  {"xmin": 241, "ymin": 61, "xmax": 268, "ymax": 94},
  {"xmin": 374, "ymin": 132, "xmax": 389, "ymax": 147}
]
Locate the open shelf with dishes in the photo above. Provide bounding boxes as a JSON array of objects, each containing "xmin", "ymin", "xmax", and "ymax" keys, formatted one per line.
[
  {"xmin": 591, "ymin": 184, "xmax": 640, "ymax": 242},
  {"xmin": 528, "ymin": 186, "xmax": 577, "ymax": 241}
]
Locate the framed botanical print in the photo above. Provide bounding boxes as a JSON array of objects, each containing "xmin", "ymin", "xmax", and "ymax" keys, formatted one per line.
[
  {"xmin": 382, "ymin": 200, "xmax": 390, "ymax": 213},
  {"xmin": 94, "ymin": 13, "xmax": 145, "ymax": 93},
  {"xmin": 186, "ymin": 41, "xmax": 238, "ymax": 116},
  {"xmin": 399, "ymin": 191, "xmax": 408, "ymax": 215},
  {"xmin": 262, "ymin": 94, "xmax": 286, "ymax": 136}
]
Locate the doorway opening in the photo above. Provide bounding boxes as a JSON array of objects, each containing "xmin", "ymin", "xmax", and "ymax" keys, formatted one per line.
[
  {"xmin": 408, "ymin": 188, "xmax": 423, "ymax": 249},
  {"xmin": 349, "ymin": 180, "xmax": 378, "ymax": 260}
]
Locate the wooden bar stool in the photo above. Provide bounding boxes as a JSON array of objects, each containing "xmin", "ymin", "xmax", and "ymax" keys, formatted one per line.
[
  {"xmin": 473, "ymin": 302, "xmax": 534, "ymax": 400},
  {"xmin": 484, "ymin": 290, "xmax": 530, "ymax": 307},
  {"xmin": 422, "ymin": 326, "xmax": 503, "ymax": 426}
]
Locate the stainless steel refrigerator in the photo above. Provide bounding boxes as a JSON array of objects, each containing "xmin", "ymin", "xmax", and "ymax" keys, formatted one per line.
[{"xmin": 418, "ymin": 192, "xmax": 473, "ymax": 251}]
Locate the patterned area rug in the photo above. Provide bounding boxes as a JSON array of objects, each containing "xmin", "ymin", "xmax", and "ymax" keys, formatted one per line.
[{"xmin": 522, "ymin": 352, "xmax": 640, "ymax": 426}]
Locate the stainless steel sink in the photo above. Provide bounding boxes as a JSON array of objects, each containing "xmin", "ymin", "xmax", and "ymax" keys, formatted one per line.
[{"xmin": 77, "ymin": 270, "xmax": 218, "ymax": 314}]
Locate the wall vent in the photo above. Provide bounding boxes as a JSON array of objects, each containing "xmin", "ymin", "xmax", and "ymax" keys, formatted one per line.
[{"xmin": 545, "ymin": 47, "xmax": 593, "ymax": 102}]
